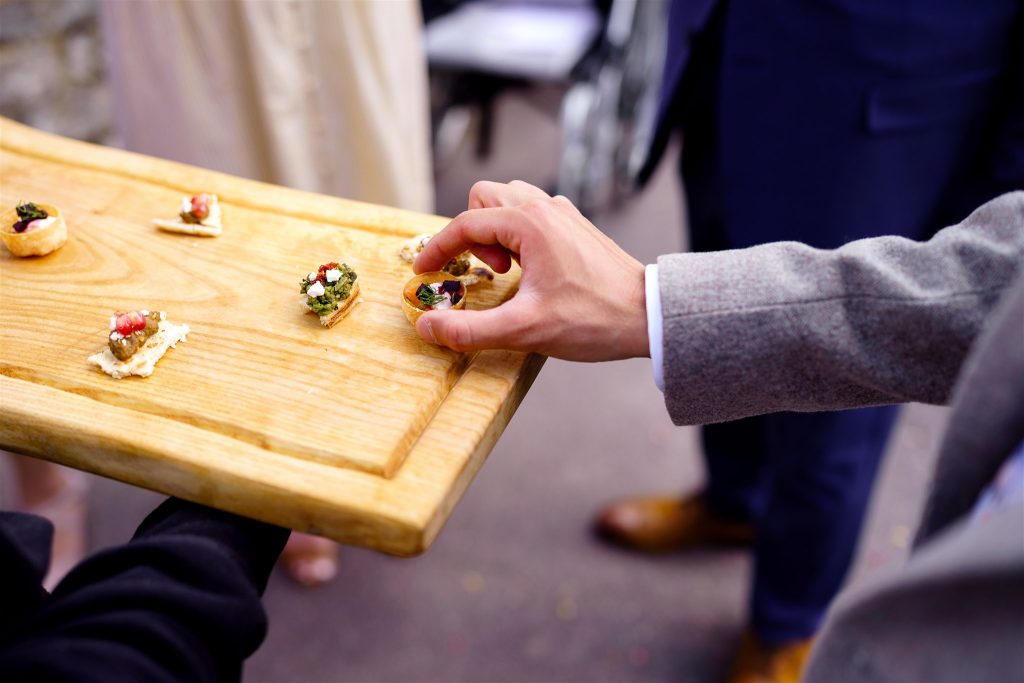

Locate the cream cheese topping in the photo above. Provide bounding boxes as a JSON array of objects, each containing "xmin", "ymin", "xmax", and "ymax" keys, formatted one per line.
[{"xmin": 23, "ymin": 216, "xmax": 56, "ymax": 233}]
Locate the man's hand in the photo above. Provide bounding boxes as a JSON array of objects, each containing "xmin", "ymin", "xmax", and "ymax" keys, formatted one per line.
[{"xmin": 413, "ymin": 180, "xmax": 649, "ymax": 361}]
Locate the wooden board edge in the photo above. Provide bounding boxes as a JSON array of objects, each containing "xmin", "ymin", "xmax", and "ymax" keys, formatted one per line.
[
  {"xmin": 0, "ymin": 351, "xmax": 547, "ymax": 555},
  {"xmin": 0, "ymin": 117, "xmax": 450, "ymax": 238},
  {"xmin": 0, "ymin": 374, "xmax": 423, "ymax": 554},
  {"xmin": 397, "ymin": 352, "xmax": 547, "ymax": 554}
]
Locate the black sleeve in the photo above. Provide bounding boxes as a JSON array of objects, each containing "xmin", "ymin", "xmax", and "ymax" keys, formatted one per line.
[
  {"xmin": 0, "ymin": 498, "xmax": 289, "ymax": 683},
  {"xmin": 0, "ymin": 512, "xmax": 53, "ymax": 631}
]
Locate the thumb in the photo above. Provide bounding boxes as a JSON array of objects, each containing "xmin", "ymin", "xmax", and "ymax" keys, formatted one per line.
[{"xmin": 415, "ymin": 301, "xmax": 534, "ymax": 353}]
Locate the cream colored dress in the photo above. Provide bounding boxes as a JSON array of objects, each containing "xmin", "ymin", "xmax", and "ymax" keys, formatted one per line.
[{"xmin": 100, "ymin": 0, "xmax": 434, "ymax": 213}]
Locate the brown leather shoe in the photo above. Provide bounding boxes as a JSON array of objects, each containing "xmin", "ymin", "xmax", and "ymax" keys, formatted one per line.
[
  {"xmin": 727, "ymin": 631, "xmax": 814, "ymax": 683},
  {"xmin": 594, "ymin": 493, "xmax": 754, "ymax": 553}
]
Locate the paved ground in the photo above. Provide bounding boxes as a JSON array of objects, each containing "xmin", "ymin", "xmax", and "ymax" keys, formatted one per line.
[{"xmin": 23, "ymin": 91, "xmax": 949, "ymax": 682}]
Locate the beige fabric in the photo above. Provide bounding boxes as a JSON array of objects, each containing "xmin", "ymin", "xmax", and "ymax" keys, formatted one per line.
[{"xmin": 99, "ymin": 0, "xmax": 434, "ymax": 213}]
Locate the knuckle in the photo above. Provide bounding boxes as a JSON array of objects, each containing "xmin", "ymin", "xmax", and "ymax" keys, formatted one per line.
[
  {"xmin": 513, "ymin": 310, "xmax": 541, "ymax": 345},
  {"xmin": 521, "ymin": 199, "xmax": 549, "ymax": 218},
  {"xmin": 510, "ymin": 179, "xmax": 549, "ymax": 198},
  {"xmin": 504, "ymin": 294, "xmax": 536, "ymax": 325},
  {"xmin": 445, "ymin": 317, "xmax": 474, "ymax": 352},
  {"xmin": 551, "ymin": 194, "xmax": 573, "ymax": 209},
  {"xmin": 467, "ymin": 181, "xmax": 494, "ymax": 208}
]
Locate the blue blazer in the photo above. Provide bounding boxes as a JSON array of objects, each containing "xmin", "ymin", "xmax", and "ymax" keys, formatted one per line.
[{"xmin": 641, "ymin": 0, "xmax": 1024, "ymax": 248}]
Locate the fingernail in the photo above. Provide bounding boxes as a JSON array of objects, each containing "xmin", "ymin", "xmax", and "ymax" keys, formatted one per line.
[{"xmin": 419, "ymin": 317, "xmax": 437, "ymax": 344}]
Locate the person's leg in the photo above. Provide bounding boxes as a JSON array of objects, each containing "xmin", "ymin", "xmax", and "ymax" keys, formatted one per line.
[
  {"xmin": 702, "ymin": 416, "xmax": 770, "ymax": 523},
  {"xmin": 11, "ymin": 455, "xmax": 66, "ymax": 509},
  {"xmin": 593, "ymin": 347, "xmax": 763, "ymax": 555},
  {"xmin": 749, "ymin": 406, "xmax": 898, "ymax": 643},
  {"xmin": 594, "ymin": 0, "xmax": 760, "ymax": 554},
  {"xmin": 681, "ymin": 5, "xmax": 770, "ymax": 531}
]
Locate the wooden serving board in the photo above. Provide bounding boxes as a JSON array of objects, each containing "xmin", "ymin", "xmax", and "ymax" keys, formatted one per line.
[{"xmin": 0, "ymin": 118, "xmax": 545, "ymax": 555}]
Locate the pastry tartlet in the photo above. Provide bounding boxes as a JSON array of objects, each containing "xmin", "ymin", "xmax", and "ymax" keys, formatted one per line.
[
  {"xmin": 403, "ymin": 271, "xmax": 467, "ymax": 326},
  {"xmin": 1, "ymin": 202, "xmax": 67, "ymax": 257}
]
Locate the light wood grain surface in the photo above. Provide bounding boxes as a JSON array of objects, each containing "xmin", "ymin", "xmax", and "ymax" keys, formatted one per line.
[{"xmin": 0, "ymin": 118, "xmax": 545, "ymax": 555}]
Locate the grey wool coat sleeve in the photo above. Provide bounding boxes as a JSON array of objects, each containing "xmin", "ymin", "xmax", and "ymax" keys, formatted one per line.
[{"xmin": 658, "ymin": 191, "xmax": 1024, "ymax": 426}]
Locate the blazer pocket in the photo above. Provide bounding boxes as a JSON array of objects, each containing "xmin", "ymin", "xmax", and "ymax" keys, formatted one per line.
[{"xmin": 865, "ymin": 71, "xmax": 1000, "ymax": 134}]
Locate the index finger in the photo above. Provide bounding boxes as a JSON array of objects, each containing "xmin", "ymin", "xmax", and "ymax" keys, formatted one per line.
[{"xmin": 413, "ymin": 206, "xmax": 527, "ymax": 274}]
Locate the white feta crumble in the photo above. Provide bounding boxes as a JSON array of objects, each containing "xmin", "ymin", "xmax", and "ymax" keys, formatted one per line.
[
  {"xmin": 109, "ymin": 315, "xmax": 117, "ymax": 331},
  {"xmin": 24, "ymin": 217, "xmax": 56, "ymax": 233},
  {"xmin": 307, "ymin": 281, "xmax": 326, "ymax": 297},
  {"xmin": 433, "ymin": 297, "xmax": 453, "ymax": 310},
  {"xmin": 325, "ymin": 268, "xmax": 342, "ymax": 283},
  {"xmin": 308, "ymin": 272, "xmax": 318, "ymax": 282},
  {"xmin": 179, "ymin": 197, "xmax": 192, "ymax": 214}
]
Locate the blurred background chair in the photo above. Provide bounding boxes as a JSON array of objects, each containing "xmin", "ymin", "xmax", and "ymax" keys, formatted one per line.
[{"xmin": 424, "ymin": 0, "xmax": 668, "ymax": 216}]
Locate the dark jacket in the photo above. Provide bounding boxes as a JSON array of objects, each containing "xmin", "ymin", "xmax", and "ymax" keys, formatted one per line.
[
  {"xmin": 642, "ymin": 0, "xmax": 1024, "ymax": 247},
  {"xmin": 0, "ymin": 499, "xmax": 288, "ymax": 683}
]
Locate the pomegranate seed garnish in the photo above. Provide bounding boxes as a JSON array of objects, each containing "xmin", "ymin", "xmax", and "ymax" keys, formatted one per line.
[
  {"xmin": 190, "ymin": 195, "xmax": 210, "ymax": 220},
  {"xmin": 128, "ymin": 310, "xmax": 146, "ymax": 331},
  {"xmin": 115, "ymin": 313, "xmax": 133, "ymax": 336}
]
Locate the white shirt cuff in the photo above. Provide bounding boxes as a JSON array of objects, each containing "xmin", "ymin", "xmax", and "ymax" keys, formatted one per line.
[{"xmin": 645, "ymin": 263, "xmax": 665, "ymax": 392}]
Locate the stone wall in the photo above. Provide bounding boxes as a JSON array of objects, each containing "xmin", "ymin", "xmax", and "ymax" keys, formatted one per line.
[{"xmin": 0, "ymin": 0, "xmax": 116, "ymax": 145}]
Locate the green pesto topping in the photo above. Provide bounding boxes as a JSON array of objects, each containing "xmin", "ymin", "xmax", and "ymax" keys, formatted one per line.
[{"xmin": 300, "ymin": 264, "xmax": 357, "ymax": 316}]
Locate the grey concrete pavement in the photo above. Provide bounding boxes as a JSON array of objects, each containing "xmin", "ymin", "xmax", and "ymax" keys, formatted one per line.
[{"xmin": 73, "ymin": 91, "xmax": 949, "ymax": 683}]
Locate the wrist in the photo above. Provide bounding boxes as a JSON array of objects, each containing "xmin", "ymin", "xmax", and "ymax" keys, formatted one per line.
[{"xmin": 623, "ymin": 260, "xmax": 650, "ymax": 359}]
